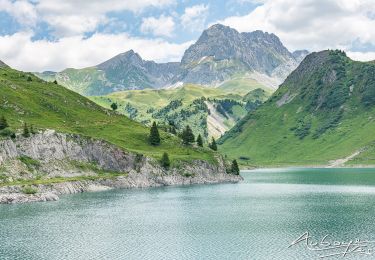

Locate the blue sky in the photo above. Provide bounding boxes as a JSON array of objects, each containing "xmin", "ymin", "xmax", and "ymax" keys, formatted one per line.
[{"xmin": 1, "ymin": 0, "xmax": 375, "ymax": 72}]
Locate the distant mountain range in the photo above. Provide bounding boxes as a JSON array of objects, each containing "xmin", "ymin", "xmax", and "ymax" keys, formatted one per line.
[
  {"xmin": 219, "ymin": 50, "xmax": 375, "ymax": 166},
  {"xmin": 35, "ymin": 24, "xmax": 308, "ymax": 96}
]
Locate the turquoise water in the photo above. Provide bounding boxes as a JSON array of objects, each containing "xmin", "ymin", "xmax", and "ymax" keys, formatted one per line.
[{"xmin": 2, "ymin": 168, "xmax": 375, "ymax": 259}]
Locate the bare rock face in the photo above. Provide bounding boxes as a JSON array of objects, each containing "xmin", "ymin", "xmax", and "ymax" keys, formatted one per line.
[
  {"xmin": 36, "ymin": 24, "xmax": 308, "ymax": 95},
  {"xmin": 0, "ymin": 130, "xmax": 242, "ymax": 204},
  {"xmin": 177, "ymin": 24, "xmax": 307, "ymax": 86}
]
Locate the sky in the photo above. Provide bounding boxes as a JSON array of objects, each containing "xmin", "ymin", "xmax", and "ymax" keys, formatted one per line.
[{"xmin": 1, "ymin": 0, "xmax": 375, "ymax": 72}]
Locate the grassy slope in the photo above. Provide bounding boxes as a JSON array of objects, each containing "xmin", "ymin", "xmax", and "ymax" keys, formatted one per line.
[
  {"xmin": 219, "ymin": 51, "xmax": 375, "ymax": 166},
  {"xmin": 0, "ymin": 67, "xmax": 216, "ymax": 163},
  {"xmin": 217, "ymin": 77, "xmax": 274, "ymax": 96},
  {"xmin": 91, "ymin": 83, "xmax": 272, "ymax": 117},
  {"xmin": 90, "ymin": 84, "xmax": 271, "ymax": 139}
]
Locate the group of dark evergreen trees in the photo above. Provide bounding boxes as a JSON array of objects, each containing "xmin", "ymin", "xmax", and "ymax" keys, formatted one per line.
[
  {"xmin": 0, "ymin": 116, "xmax": 15, "ymax": 138},
  {"xmin": 148, "ymin": 121, "xmax": 218, "ymax": 151},
  {"xmin": 148, "ymin": 121, "xmax": 240, "ymax": 174},
  {"xmin": 0, "ymin": 115, "xmax": 35, "ymax": 138}
]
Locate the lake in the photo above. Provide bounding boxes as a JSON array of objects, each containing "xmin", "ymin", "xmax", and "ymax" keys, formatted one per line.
[{"xmin": 2, "ymin": 168, "xmax": 375, "ymax": 259}]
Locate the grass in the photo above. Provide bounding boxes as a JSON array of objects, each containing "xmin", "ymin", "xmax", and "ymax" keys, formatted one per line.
[
  {"xmin": 220, "ymin": 51, "xmax": 375, "ymax": 166},
  {"xmin": 19, "ymin": 156, "xmax": 41, "ymax": 170},
  {"xmin": 21, "ymin": 186, "xmax": 38, "ymax": 194},
  {"xmin": 0, "ymin": 67, "xmax": 216, "ymax": 164},
  {"xmin": 90, "ymin": 83, "xmax": 271, "ymax": 139}
]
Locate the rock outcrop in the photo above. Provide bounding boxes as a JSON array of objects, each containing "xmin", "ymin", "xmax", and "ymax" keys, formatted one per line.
[{"xmin": 0, "ymin": 130, "xmax": 242, "ymax": 204}]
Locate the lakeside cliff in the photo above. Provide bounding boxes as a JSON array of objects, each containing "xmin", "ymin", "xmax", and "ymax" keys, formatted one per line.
[{"xmin": 0, "ymin": 130, "xmax": 242, "ymax": 204}]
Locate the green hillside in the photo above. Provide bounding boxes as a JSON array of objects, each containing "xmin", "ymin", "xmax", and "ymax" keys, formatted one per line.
[
  {"xmin": 219, "ymin": 50, "xmax": 375, "ymax": 166},
  {"xmin": 0, "ymin": 67, "xmax": 216, "ymax": 163},
  {"xmin": 91, "ymin": 84, "xmax": 271, "ymax": 140}
]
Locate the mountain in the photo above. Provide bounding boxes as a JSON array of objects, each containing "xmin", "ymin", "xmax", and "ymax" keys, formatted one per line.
[
  {"xmin": 91, "ymin": 83, "xmax": 271, "ymax": 139},
  {"xmin": 36, "ymin": 24, "xmax": 308, "ymax": 96},
  {"xmin": 219, "ymin": 50, "xmax": 375, "ymax": 166},
  {"xmin": 178, "ymin": 24, "xmax": 301, "ymax": 87},
  {"xmin": 36, "ymin": 50, "xmax": 181, "ymax": 96},
  {"xmin": 0, "ymin": 66, "xmax": 215, "ymax": 163},
  {"xmin": 0, "ymin": 60, "xmax": 8, "ymax": 68},
  {"xmin": 292, "ymin": 50, "xmax": 310, "ymax": 63}
]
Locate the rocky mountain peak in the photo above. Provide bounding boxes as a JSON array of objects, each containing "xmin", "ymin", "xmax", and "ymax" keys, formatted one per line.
[
  {"xmin": 97, "ymin": 50, "xmax": 144, "ymax": 70},
  {"xmin": 284, "ymin": 50, "xmax": 335, "ymax": 84}
]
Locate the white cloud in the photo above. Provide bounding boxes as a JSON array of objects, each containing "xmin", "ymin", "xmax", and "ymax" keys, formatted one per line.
[
  {"xmin": 181, "ymin": 4, "xmax": 209, "ymax": 32},
  {"xmin": 219, "ymin": 0, "xmax": 375, "ymax": 61},
  {"xmin": 0, "ymin": 0, "xmax": 176, "ymax": 37},
  {"xmin": 141, "ymin": 15, "xmax": 175, "ymax": 37},
  {"xmin": 0, "ymin": 32, "xmax": 192, "ymax": 72},
  {"xmin": 0, "ymin": 0, "xmax": 37, "ymax": 26},
  {"xmin": 347, "ymin": 51, "xmax": 375, "ymax": 62}
]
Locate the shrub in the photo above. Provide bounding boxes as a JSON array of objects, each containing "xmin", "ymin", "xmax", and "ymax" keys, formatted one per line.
[
  {"xmin": 23, "ymin": 123, "xmax": 30, "ymax": 137},
  {"xmin": 0, "ymin": 115, "xmax": 8, "ymax": 130},
  {"xmin": 22, "ymin": 186, "xmax": 38, "ymax": 195},
  {"xmin": 0, "ymin": 128, "xmax": 15, "ymax": 138}
]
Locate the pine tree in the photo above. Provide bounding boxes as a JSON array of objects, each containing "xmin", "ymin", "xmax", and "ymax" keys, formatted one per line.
[
  {"xmin": 160, "ymin": 152, "xmax": 170, "ymax": 169},
  {"xmin": 53, "ymin": 80, "xmax": 58, "ymax": 84},
  {"xmin": 149, "ymin": 122, "xmax": 161, "ymax": 146},
  {"xmin": 111, "ymin": 102, "xmax": 118, "ymax": 111},
  {"xmin": 231, "ymin": 160, "xmax": 240, "ymax": 175},
  {"xmin": 0, "ymin": 115, "xmax": 9, "ymax": 130},
  {"xmin": 169, "ymin": 125, "xmax": 177, "ymax": 135},
  {"xmin": 23, "ymin": 123, "xmax": 30, "ymax": 138},
  {"xmin": 209, "ymin": 137, "xmax": 217, "ymax": 151},
  {"xmin": 182, "ymin": 125, "xmax": 195, "ymax": 145},
  {"xmin": 196, "ymin": 134, "xmax": 203, "ymax": 147},
  {"xmin": 30, "ymin": 124, "xmax": 35, "ymax": 134}
]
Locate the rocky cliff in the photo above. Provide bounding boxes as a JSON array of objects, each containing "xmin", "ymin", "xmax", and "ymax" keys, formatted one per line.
[{"xmin": 0, "ymin": 130, "xmax": 242, "ymax": 204}]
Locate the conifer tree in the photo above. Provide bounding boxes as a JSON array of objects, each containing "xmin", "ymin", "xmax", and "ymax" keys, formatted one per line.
[
  {"xmin": 160, "ymin": 152, "xmax": 170, "ymax": 169},
  {"xmin": 149, "ymin": 121, "xmax": 160, "ymax": 146},
  {"xmin": 209, "ymin": 137, "xmax": 217, "ymax": 151},
  {"xmin": 182, "ymin": 125, "xmax": 195, "ymax": 145},
  {"xmin": 196, "ymin": 134, "xmax": 203, "ymax": 147},
  {"xmin": 30, "ymin": 125, "xmax": 35, "ymax": 134},
  {"xmin": 231, "ymin": 160, "xmax": 240, "ymax": 175},
  {"xmin": 23, "ymin": 123, "xmax": 30, "ymax": 138},
  {"xmin": 0, "ymin": 115, "xmax": 9, "ymax": 130},
  {"xmin": 111, "ymin": 102, "xmax": 118, "ymax": 111}
]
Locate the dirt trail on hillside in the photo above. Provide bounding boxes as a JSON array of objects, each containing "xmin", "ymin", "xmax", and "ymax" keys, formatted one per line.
[{"xmin": 327, "ymin": 150, "xmax": 363, "ymax": 167}]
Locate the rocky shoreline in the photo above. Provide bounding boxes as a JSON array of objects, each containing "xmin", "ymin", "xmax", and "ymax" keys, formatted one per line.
[
  {"xmin": 0, "ymin": 170, "xmax": 242, "ymax": 204},
  {"xmin": 0, "ymin": 130, "xmax": 242, "ymax": 204}
]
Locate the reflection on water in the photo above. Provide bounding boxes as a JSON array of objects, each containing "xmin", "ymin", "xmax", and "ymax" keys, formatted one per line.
[{"xmin": 1, "ymin": 168, "xmax": 375, "ymax": 259}]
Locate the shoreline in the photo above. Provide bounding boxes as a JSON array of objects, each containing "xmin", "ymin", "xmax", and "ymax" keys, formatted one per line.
[
  {"xmin": 241, "ymin": 164, "xmax": 375, "ymax": 170},
  {"xmin": 0, "ymin": 171, "xmax": 243, "ymax": 204},
  {"xmin": 0, "ymin": 130, "xmax": 242, "ymax": 204}
]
